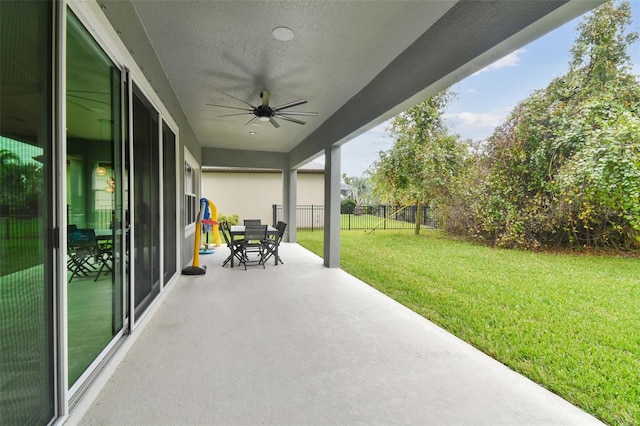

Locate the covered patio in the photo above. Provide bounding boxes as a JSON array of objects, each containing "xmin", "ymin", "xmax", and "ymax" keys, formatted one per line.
[{"xmin": 69, "ymin": 243, "xmax": 601, "ymax": 425}]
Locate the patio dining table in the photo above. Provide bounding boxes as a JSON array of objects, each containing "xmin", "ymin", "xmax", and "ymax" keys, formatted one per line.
[{"xmin": 229, "ymin": 225, "xmax": 279, "ymax": 268}]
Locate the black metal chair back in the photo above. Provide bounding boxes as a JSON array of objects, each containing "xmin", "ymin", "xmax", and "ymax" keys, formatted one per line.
[
  {"xmin": 220, "ymin": 222, "xmax": 244, "ymax": 267},
  {"xmin": 263, "ymin": 222, "xmax": 286, "ymax": 265},
  {"xmin": 240, "ymin": 225, "xmax": 267, "ymax": 269}
]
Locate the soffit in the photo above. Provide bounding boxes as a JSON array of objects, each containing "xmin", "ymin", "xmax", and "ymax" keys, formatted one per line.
[
  {"xmin": 126, "ymin": 1, "xmax": 456, "ymax": 152},
  {"xmin": 97, "ymin": 0, "xmax": 604, "ymax": 166}
]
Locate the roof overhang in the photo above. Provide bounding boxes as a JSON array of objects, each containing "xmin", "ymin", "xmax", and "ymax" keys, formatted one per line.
[{"xmin": 97, "ymin": 0, "xmax": 604, "ymax": 169}]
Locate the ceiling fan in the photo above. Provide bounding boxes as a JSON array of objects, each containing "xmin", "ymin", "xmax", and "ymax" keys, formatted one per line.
[{"xmin": 207, "ymin": 90, "xmax": 318, "ymax": 128}]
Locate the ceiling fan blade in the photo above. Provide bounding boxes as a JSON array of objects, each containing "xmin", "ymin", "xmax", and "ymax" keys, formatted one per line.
[
  {"xmin": 206, "ymin": 103, "xmax": 252, "ymax": 112},
  {"xmin": 67, "ymin": 98, "xmax": 95, "ymax": 112},
  {"xmin": 68, "ymin": 89, "xmax": 110, "ymax": 95},
  {"xmin": 261, "ymin": 90, "xmax": 270, "ymax": 107},
  {"xmin": 275, "ymin": 114, "xmax": 306, "ymax": 125},
  {"xmin": 217, "ymin": 112, "xmax": 254, "ymax": 117},
  {"xmin": 68, "ymin": 93, "xmax": 111, "ymax": 106},
  {"xmin": 221, "ymin": 92, "xmax": 255, "ymax": 108},
  {"xmin": 276, "ymin": 111, "xmax": 318, "ymax": 116},
  {"xmin": 273, "ymin": 99, "xmax": 307, "ymax": 111},
  {"xmin": 245, "ymin": 116, "xmax": 259, "ymax": 126},
  {"xmin": 269, "ymin": 117, "xmax": 280, "ymax": 128}
]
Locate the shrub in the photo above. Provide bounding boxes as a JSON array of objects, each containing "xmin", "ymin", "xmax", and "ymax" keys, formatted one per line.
[
  {"xmin": 341, "ymin": 198, "xmax": 356, "ymax": 214},
  {"xmin": 217, "ymin": 213, "xmax": 239, "ymax": 225}
]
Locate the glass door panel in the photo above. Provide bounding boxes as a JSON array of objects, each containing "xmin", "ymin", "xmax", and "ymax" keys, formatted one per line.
[
  {"xmin": 66, "ymin": 10, "xmax": 123, "ymax": 387},
  {"xmin": 132, "ymin": 85, "xmax": 160, "ymax": 318},
  {"xmin": 0, "ymin": 1, "xmax": 54, "ymax": 423}
]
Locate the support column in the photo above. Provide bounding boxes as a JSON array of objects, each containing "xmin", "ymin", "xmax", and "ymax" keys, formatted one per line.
[
  {"xmin": 282, "ymin": 168, "xmax": 297, "ymax": 242},
  {"xmin": 323, "ymin": 145, "xmax": 341, "ymax": 268}
]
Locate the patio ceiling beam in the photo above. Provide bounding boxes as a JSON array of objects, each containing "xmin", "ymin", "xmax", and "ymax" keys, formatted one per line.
[{"xmin": 201, "ymin": 147, "xmax": 288, "ymax": 170}]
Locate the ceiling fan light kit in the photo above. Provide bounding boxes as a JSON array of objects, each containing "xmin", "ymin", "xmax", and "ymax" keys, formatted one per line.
[{"xmin": 206, "ymin": 90, "xmax": 318, "ymax": 128}]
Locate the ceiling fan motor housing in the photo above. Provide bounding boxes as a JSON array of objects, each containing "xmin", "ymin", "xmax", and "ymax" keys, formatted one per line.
[
  {"xmin": 208, "ymin": 91, "xmax": 317, "ymax": 127},
  {"xmin": 254, "ymin": 105, "xmax": 274, "ymax": 117}
]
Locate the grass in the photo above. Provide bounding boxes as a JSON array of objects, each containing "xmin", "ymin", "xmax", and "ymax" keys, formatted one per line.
[
  {"xmin": 297, "ymin": 229, "xmax": 640, "ymax": 426},
  {"xmin": 0, "ymin": 265, "xmax": 53, "ymax": 423},
  {"xmin": 0, "ymin": 217, "xmax": 41, "ymax": 275}
]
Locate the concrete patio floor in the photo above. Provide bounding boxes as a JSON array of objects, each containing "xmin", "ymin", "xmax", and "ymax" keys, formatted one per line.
[{"xmin": 69, "ymin": 243, "xmax": 602, "ymax": 425}]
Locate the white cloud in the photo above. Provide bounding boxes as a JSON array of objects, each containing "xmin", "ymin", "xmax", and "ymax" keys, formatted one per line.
[
  {"xmin": 443, "ymin": 111, "xmax": 507, "ymax": 140},
  {"xmin": 473, "ymin": 48, "xmax": 526, "ymax": 75},
  {"xmin": 444, "ymin": 112, "xmax": 503, "ymax": 128},
  {"xmin": 362, "ymin": 120, "xmax": 392, "ymax": 139}
]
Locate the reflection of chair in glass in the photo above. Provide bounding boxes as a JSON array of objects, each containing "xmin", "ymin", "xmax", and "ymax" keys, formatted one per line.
[
  {"xmin": 220, "ymin": 222, "xmax": 244, "ymax": 267},
  {"xmin": 239, "ymin": 225, "xmax": 267, "ymax": 270},
  {"xmin": 67, "ymin": 228, "xmax": 112, "ymax": 282},
  {"xmin": 95, "ymin": 232, "xmax": 113, "ymax": 280},
  {"xmin": 68, "ymin": 227, "xmax": 94, "ymax": 281},
  {"xmin": 263, "ymin": 221, "xmax": 286, "ymax": 265},
  {"xmin": 66, "ymin": 225, "xmax": 81, "ymax": 271},
  {"xmin": 243, "ymin": 219, "xmax": 261, "ymax": 226},
  {"xmin": 68, "ymin": 229, "xmax": 98, "ymax": 282}
]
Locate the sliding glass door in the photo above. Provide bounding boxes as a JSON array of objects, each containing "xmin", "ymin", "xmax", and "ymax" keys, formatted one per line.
[
  {"xmin": 66, "ymin": 10, "xmax": 124, "ymax": 388},
  {"xmin": 0, "ymin": 1, "xmax": 54, "ymax": 423}
]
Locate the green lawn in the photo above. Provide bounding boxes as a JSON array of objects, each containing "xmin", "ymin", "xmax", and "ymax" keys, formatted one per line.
[
  {"xmin": 0, "ymin": 217, "xmax": 41, "ymax": 275},
  {"xmin": 297, "ymin": 229, "xmax": 640, "ymax": 426}
]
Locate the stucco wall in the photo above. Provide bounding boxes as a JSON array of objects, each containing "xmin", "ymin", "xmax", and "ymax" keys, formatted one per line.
[{"xmin": 203, "ymin": 171, "xmax": 324, "ymax": 225}]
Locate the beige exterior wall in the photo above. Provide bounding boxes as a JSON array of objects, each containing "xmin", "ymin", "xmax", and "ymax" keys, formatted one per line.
[{"xmin": 202, "ymin": 171, "xmax": 324, "ymax": 225}]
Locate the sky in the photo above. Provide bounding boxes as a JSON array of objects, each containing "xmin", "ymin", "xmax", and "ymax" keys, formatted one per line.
[{"xmin": 337, "ymin": 1, "xmax": 640, "ymax": 178}]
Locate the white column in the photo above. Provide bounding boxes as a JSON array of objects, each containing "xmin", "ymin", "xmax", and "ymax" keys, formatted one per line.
[
  {"xmin": 323, "ymin": 145, "xmax": 341, "ymax": 268},
  {"xmin": 282, "ymin": 168, "xmax": 297, "ymax": 242}
]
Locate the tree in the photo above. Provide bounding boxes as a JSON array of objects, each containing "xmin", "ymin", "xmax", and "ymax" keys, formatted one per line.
[
  {"xmin": 342, "ymin": 174, "xmax": 373, "ymax": 206},
  {"xmin": 453, "ymin": 0, "xmax": 640, "ymax": 248},
  {"xmin": 0, "ymin": 148, "xmax": 43, "ymax": 215},
  {"xmin": 371, "ymin": 90, "xmax": 467, "ymax": 235}
]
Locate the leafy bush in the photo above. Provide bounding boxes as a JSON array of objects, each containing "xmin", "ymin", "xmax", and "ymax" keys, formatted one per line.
[
  {"xmin": 217, "ymin": 213, "xmax": 239, "ymax": 225},
  {"xmin": 445, "ymin": 2, "xmax": 640, "ymax": 249},
  {"xmin": 340, "ymin": 198, "xmax": 356, "ymax": 214}
]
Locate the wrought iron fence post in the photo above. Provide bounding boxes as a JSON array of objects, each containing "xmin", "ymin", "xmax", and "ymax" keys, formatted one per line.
[{"xmin": 383, "ymin": 205, "xmax": 387, "ymax": 229}]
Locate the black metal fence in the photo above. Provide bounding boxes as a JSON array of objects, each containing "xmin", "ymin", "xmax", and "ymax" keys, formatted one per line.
[{"xmin": 272, "ymin": 204, "xmax": 440, "ymax": 231}]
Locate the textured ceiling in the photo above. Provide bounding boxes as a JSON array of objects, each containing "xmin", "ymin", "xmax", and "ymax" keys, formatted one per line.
[
  {"xmin": 98, "ymin": 0, "xmax": 604, "ymax": 164},
  {"xmin": 129, "ymin": 1, "xmax": 455, "ymax": 153}
]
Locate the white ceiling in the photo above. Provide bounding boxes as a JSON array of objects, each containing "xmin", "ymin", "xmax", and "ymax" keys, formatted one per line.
[
  {"xmin": 130, "ymin": 1, "xmax": 455, "ymax": 153},
  {"xmin": 100, "ymin": 0, "xmax": 604, "ymax": 164}
]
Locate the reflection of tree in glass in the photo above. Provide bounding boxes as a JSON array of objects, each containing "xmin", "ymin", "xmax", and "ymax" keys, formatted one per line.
[{"xmin": 0, "ymin": 147, "xmax": 44, "ymax": 215}]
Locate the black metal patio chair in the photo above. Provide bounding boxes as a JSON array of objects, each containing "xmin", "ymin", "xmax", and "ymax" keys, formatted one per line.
[
  {"xmin": 262, "ymin": 221, "xmax": 286, "ymax": 265},
  {"xmin": 239, "ymin": 225, "xmax": 267, "ymax": 270},
  {"xmin": 220, "ymin": 222, "xmax": 244, "ymax": 267}
]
